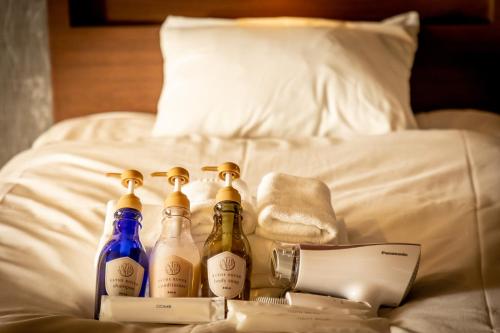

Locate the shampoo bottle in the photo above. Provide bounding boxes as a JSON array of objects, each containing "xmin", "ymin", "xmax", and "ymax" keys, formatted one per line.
[
  {"xmin": 201, "ymin": 162, "xmax": 252, "ymax": 300},
  {"xmin": 94, "ymin": 170, "xmax": 149, "ymax": 319},
  {"xmin": 149, "ymin": 167, "xmax": 201, "ymax": 297}
]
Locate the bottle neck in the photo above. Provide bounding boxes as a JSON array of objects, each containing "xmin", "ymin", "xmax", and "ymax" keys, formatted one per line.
[
  {"xmin": 214, "ymin": 201, "xmax": 242, "ymax": 228},
  {"xmin": 161, "ymin": 206, "xmax": 192, "ymax": 239},
  {"xmin": 212, "ymin": 201, "xmax": 243, "ymax": 252},
  {"xmin": 113, "ymin": 208, "xmax": 142, "ymax": 239}
]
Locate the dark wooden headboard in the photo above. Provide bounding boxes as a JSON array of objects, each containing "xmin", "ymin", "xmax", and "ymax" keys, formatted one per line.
[{"xmin": 48, "ymin": 0, "xmax": 500, "ymax": 121}]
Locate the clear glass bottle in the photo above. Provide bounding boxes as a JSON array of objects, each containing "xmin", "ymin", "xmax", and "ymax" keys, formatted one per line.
[
  {"xmin": 94, "ymin": 170, "xmax": 148, "ymax": 319},
  {"xmin": 149, "ymin": 207, "xmax": 201, "ymax": 297},
  {"xmin": 94, "ymin": 208, "xmax": 148, "ymax": 319},
  {"xmin": 200, "ymin": 162, "xmax": 252, "ymax": 300},
  {"xmin": 149, "ymin": 167, "xmax": 200, "ymax": 297}
]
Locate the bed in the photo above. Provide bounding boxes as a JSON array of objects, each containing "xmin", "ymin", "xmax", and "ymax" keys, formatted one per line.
[{"xmin": 0, "ymin": 0, "xmax": 499, "ymax": 332}]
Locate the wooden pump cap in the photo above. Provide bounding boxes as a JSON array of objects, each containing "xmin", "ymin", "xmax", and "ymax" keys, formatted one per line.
[
  {"xmin": 106, "ymin": 170, "xmax": 143, "ymax": 211},
  {"xmin": 151, "ymin": 167, "xmax": 190, "ymax": 210},
  {"xmin": 201, "ymin": 162, "xmax": 241, "ymax": 203},
  {"xmin": 201, "ymin": 162, "xmax": 240, "ymax": 181},
  {"xmin": 215, "ymin": 186, "xmax": 241, "ymax": 203}
]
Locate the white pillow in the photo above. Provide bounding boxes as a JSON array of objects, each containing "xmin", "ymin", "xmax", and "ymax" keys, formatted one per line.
[{"xmin": 154, "ymin": 13, "xmax": 419, "ymax": 138}]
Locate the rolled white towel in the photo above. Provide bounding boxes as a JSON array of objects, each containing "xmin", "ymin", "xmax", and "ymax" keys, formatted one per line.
[
  {"xmin": 183, "ymin": 178, "xmax": 257, "ymax": 243},
  {"xmin": 256, "ymin": 172, "xmax": 339, "ymax": 244}
]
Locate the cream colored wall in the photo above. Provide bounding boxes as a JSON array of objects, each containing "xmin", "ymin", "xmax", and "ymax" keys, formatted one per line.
[{"xmin": 0, "ymin": 0, "xmax": 53, "ymax": 167}]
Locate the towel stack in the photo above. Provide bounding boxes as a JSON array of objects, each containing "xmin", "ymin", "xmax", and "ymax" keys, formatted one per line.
[{"xmin": 256, "ymin": 172, "xmax": 346, "ymax": 245}]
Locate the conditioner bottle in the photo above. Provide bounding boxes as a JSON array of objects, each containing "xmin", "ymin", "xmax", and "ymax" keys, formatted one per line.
[{"xmin": 149, "ymin": 167, "xmax": 201, "ymax": 297}]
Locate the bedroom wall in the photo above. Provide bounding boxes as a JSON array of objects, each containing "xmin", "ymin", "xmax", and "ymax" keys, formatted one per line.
[{"xmin": 0, "ymin": 0, "xmax": 53, "ymax": 167}]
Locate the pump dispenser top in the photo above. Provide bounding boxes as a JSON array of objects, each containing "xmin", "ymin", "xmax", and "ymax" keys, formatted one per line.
[
  {"xmin": 106, "ymin": 169, "xmax": 143, "ymax": 211},
  {"xmin": 151, "ymin": 167, "xmax": 190, "ymax": 209},
  {"xmin": 201, "ymin": 162, "xmax": 241, "ymax": 203}
]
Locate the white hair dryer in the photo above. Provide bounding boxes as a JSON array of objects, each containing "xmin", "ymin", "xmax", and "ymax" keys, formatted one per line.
[{"xmin": 271, "ymin": 243, "xmax": 421, "ymax": 310}]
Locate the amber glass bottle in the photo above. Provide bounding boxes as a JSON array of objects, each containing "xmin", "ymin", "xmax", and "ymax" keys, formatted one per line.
[{"xmin": 200, "ymin": 162, "xmax": 252, "ymax": 300}]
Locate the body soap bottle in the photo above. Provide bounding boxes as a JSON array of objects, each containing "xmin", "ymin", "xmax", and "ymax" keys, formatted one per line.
[
  {"xmin": 201, "ymin": 162, "xmax": 252, "ymax": 300},
  {"xmin": 149, "ymin": 167, "xmax": 201, "ymax": 297},
  {"xmin": 94, "ymin": 170, "xmax": 149, "ymax": 319}
]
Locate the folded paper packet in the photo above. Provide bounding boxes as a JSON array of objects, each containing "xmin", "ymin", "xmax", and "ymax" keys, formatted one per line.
[
  {"xmin": 99, "ymin": 296, "xmax": 225, "ymax": 324},
  {"xmin": 227, "ymin": 300, "xmax": 389, "ymax": 333}
]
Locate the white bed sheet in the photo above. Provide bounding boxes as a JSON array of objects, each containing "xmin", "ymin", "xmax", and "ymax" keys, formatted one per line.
[{"xmin": 1, "ymin": 112, "xmax": 499, "ymax": 333}]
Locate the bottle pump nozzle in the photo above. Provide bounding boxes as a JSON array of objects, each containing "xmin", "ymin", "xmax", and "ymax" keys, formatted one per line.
[
  {"xmin": 201, "ymin": 162, "xmax": 241, "ymax": 203},
  {"xmin": 106, "ymin": 169, "xmax": 143, "ymax": 212},
  {"xmin": 151, "ymin": 167, "xmax": 190, "ymax": 209}
]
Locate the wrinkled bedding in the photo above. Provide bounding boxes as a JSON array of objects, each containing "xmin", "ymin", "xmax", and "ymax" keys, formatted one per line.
[
  {"xmin": 0, "ymin": 114, "xmax": 499, "ymax": 333},
  {"xmin": 31, "ymin": 110, "xmax": 500, "ymax": 147}
]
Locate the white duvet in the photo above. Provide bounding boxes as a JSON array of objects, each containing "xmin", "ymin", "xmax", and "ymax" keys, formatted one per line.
[{"xmin": 0, "ymin": 112, "xmax": 499, "ymax": 333}]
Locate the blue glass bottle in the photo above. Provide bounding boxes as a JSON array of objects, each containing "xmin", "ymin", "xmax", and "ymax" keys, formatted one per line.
[
  {"xmin": 94, "ymin": 170, "xmax": 148, "ymax": 320},
  {"xmin": 94, "ymin": 208, "xmax": 148, "ymax": 319}
]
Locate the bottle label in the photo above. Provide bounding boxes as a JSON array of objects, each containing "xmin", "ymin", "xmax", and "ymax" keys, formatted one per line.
[
  {"xmin": 207, "ymin": 251, "xmax": 246, "ymax": 298},
  {"xmin": 153, "ymin": 255, "xmax": 193, "ymax": 297},
  {"xmin": 105, "ymin": 257, "xmax": 144, "ymax": 296}
]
